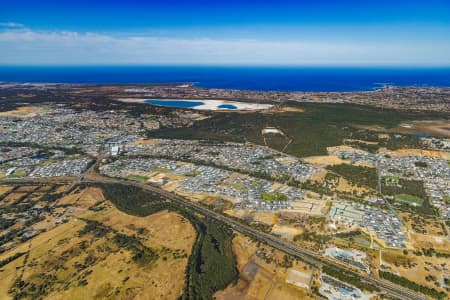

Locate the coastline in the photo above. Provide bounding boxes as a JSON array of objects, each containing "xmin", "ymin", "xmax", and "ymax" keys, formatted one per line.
[
  {"xmin": 1, "ymin": 66, "xmax": 450, "ymax": 93},
  {"xmin": 1, "ymin": 81, "xmax": 449, "ymax": 113}
]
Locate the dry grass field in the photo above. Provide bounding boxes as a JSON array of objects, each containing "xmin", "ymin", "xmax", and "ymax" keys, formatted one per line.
[
  {"xmin": 335, "ymin": 176, "xmax": 371, "ymax": 194},
  {"xmin": 215, "ymin": 234, "xmax": 314, "ymax": 300},
  {"xmin": 129, "ymin": 139, "xmax": 164, "ymax": 146},
  {"xmin": 384, "ymin": 148, "xmax": 449, "ymax": 159},
  {"xmin": 399, "ymin": 211, "xmax": 447, "ymax": 237},
  {"xmin": 0, "ymin": 185, "xmax": 14, "ymax": 196},
  {"xmin": 58, "ymin": 186, "xmax": 104, "ymax": 208},
  {"xmin": 53, "ymin": 185, "xmax": 70, "ymax": 193},
  {"xmin": 304, "ymin": 155, "xmax": 348, "ymax": 167},
  {"xmin": 0, "ymin": 106, "xmax": 48, "ymax": 118},
  {"xmin": 15, "ymin": 185, "xmax": 39, "ymax": 193},
  {"xmin": 0, "ymin": 187, "xmax": 196, "ymax": 300},
  {"xmin": 381, "ymin": 249, "xmax": 449, "ymax": 297},
  {"xmin": 1, "ymin": 192, "xmax": 26, "ymax": 205}
]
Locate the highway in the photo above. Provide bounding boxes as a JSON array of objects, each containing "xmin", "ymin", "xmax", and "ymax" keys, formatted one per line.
[
  {"xmin": 83, "ymin": 176, "xmax": 426, "ymax": 300},
  {"xmin": 1, "ymin": 176, "xmax": 427, "ymax": 300}
]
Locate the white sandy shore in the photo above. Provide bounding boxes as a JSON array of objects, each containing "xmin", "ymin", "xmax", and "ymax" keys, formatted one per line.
[{"xmin": 117, "ymin": 98, "xmax": 273, "ymax": 111}]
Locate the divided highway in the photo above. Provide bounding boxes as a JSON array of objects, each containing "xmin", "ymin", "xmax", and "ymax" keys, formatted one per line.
[
  {"xmin": 1, "ymin": 176, "xmax": 427, "ymax": 300},
  {"xmin": 82, "ymin": 177, "xmax": 426, "ymax": 300}
]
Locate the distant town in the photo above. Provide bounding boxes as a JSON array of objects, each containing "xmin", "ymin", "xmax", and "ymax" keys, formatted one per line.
[{"xmin": 1, "ymin": 82, "xmax": 450, "ymax": 112}]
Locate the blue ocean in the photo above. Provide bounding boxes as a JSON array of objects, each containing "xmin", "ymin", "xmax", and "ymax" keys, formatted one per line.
[{"xmin": 1, "ymin": 66, "xmax": 450, "ymax": 92}]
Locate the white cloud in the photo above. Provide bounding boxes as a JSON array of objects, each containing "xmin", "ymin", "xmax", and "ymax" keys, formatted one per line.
[
  {"xmin": 0, "ymin": 28, "xmax": 449, "ymax": 66},
  {"xmin": 0, "ymin": 22, "xmax": 25, "ymax": 28}
]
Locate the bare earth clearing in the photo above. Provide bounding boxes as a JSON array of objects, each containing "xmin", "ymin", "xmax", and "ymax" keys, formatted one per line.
[{"xmin": 215, "ymin": 235, "xmax": 314, "ymax": 300}]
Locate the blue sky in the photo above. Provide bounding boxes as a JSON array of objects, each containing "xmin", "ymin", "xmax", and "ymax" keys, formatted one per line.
[{"xmin": 1, "ymin": 0, "xmax": 450, "ymax": 66}]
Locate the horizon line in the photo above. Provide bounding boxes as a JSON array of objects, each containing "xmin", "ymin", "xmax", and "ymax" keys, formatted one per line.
[{"xmin": 1, "ymin": 64, "xmax": 450, "ymax": 69}]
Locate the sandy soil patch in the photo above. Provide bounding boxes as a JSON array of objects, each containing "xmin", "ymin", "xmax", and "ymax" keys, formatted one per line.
[
  {"xmin": 409, "ymin": 232, "xmax": 450, "ymax": 252},
  {"xmin": 27, "ymin": 192, "xmax": 44, "ymax": 202},
  {"xmin": 190, "ymin": 99, "xmax": 273, "ymax": 111},
  {"xmin": 304, "ymin": 155, "xmax": 348, "ymax": 167},
  {"xmin": 37, "ymin": 185, "xmax": 54, "ymax": 192},
  {"xmin": 245, "ymin": 271, "xmax": 274, "ymax": 299},
  {"xmin": 399, "ymin": 211, "xmax": 446, "ymax": 237},
  {"xmin": 382, "ymin": 249, "xmax": 449, "ymax": 296},
  {"xmin": 90, "ymin": 132, "xmax": 110, "ymax": 138},
  {"xmin": 225, "ymin": 208, "xmax": 250, "ymax": 219},
  {"xmin": 336, "ymin": 177, "xmax": 370, "ymax": 194},
  {"xmin": 163, "ymin": 181, "xmax": 181, "ymax": 192},
  {"xmin": 310, "ymin": 171, "xmax": 327, "ymax": 182},
  {"xmin": 15, "ymin": 185, "xmax": 38, "ymax": 192},
  {"xmin": 271, "ymin": 224, "xmax": 303, "ymax": 240},
  {"xmin": 1, "ymin": 192, "xmax": 26, "ymax": 205},
  {"xmin": 117, "ymin": 98, "xmax": 273, "ymax": 111},
  {"xmin": 327, "ymin": 145, "xmax": 361, "ymax": 153},
  {"xmin": 177, "ymin": 191, "xmax": 211, "ymax": 202},
  {"xmin": 353, "ymin": 161, "xmax": 374, "ymax": 168},
  {"xmin": 164, "ymin": 173, "xmax": 185, "ymax": 180},
  {"xmin": 130, "ymin": 139, "xmax": 165, "ymax": 146},
  {"xmin": 381, "ymin": 148, "xmax": 449, "ymax": 159},
  {"xmin": 0, "ymin": 106, "xmax": 48, "ymax": 118},
  {"xmin": 252, "ymin": 211, "xmax": 276, "ymax": 225},
  {"xmin": 276, "ymin": 106, "xmax": 305, "ymax": 113},
  {"xmin": 0, "ymin": 185, "xmax": 14, "ymax": 196},
  {"xmin": 266, "ymin": 280, "xmax": 313, "ymax": 300},
  {"xmin": 344, "ymin": 139, "xmax": 379, "ymax": 145},
  {"xmin": 215, "ymin": 235, "xmax": 314, "ymax": 300},
  {"xmin": 200, "ymin": 197, "xmax": 233, "ymax": 211},
  {"xmin": 53, "ymin": 185, "xmax": 69, "ymax": 193},
  {"xmin": 57, "ymin": 187, "xmax": 104, "ymax": 209}
]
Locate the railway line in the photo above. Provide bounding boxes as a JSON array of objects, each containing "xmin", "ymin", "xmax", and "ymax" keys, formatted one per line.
[
  {"xmin": 83, "ymin": 177, "xmax": 426, "ymax": 300},
  {"xmin": 1, "ymin": 176, "xmax": 427, "ymax": 300}
]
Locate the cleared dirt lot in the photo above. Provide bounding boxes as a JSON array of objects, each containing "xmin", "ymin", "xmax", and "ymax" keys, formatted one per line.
[
  {"xmin": 383, "ymin": 148, "xmax": 449, "ymax": 159},
  {"xmin": 215, "ymin": 234, "xmax": 314, "ymax": 300}
]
